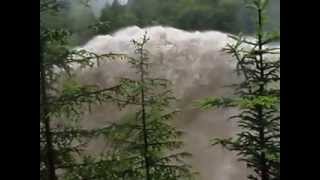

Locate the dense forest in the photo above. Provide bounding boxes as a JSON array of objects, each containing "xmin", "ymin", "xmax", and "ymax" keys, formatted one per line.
[
  {"xmin": 40, "ymin": 0, "xmax": 280, "ymax": 180},
  {"xmin": 41, "ymin": 0, "xmax": 279, "ymax": 45}
]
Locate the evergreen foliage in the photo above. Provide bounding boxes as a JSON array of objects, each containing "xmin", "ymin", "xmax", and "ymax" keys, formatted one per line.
[
  {"xmin": 197, "ymin": 0, "xmax": 280, "ymax": 179},
  {"xmin": 98, "ymin": 0, "xmax": 279, "ymax": 34},
  {"xmin": 41, "ymin": 1, "xmax": 193, "ymax": 180},
  {"xmin": 93, "ymin": 33, "xmax": 195, "ymax": 180},
  {"xmin": 41, "ymin": 0, "xmax": 279, "ymax": 180},
  {"xmin": 42, "ymin": 0, "xmax": 279, "ymax": 45},
  {"xmin": 40, "ymin": 1, "xmax": 125, "ymax": 179}
]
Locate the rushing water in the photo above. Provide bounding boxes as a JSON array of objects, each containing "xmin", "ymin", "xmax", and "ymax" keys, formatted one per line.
[{"xmin": 75, "ymin": 25, "xmax": 274, "ymax": 180}]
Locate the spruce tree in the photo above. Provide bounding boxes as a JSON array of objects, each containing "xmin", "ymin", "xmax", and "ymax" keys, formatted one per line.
[
  {"xmin": 198, "ymin": 0, "xmax": 280, "ymax": 180},
  {"xmin": 101, "ymin": 33, "xmax": 195, "ymax": 180},
  {"xmin": 40, "ymin": 1, "xmax": 125, "ymax": 179}
]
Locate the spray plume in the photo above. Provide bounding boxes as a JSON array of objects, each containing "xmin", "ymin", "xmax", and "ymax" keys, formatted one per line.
[{"xmin": 74, "ymin": 26, "xmax": 274, "ymax": 180}]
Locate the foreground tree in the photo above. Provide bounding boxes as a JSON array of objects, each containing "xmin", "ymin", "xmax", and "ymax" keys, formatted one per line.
[
  {"xmin": 98, "ymin": 33, "xmax": 195, "ymax": 180},
  {"xmin": 198, "ymin": 0, "xmax": 280, "ymax": 180},
  {"xmin": 41, "ymin": 1, "xmax": 193, "ymax": 179},
  {"xmin": 40, "ymin": 1, "xmax": 125, "ymax": 179}
]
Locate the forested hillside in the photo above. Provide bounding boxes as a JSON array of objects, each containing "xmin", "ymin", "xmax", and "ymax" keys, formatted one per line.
[{"xmin": 41, "ymin": 0, "xmax": 279, "ymax": 45}]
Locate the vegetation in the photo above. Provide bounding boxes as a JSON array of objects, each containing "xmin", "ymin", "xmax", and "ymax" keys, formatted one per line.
[
  {"xmin": 198, "ymin": 0, "xmax": 280, "ymax": 179},
  {"xmin": 98, "ymin": 34, "xmax": 194, "ymax": 180},
  {"xmin": 60, "ymin": 33, "xmax": 195, "ymax": 180},
  {"xmin": 41, "ymin": 1, "xmax": 193, "ymax": 180},
  {"xmin": 41, "ymin": 0, "xmax": 279, "ymax": 180},
  {"xmin": 40, "ymin": 0, "xmax": 125, "ymax": 179},
  {"xmin": 42, "ymin": 0, "xmax": 279, "ymax": 45},
  {"xmin": 99, "ymin": 0, "xmax": 279, "ymax": 34}
]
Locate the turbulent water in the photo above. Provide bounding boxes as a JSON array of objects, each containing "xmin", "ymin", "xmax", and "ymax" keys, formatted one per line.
[{"xmin": 76, "ymin": 26, "xmax": 251, "ymax": 180}]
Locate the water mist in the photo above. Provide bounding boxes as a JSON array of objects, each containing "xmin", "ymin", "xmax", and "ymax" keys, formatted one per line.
[{"xmin": 74, "ymin": 26, "xmax": 263, "ymax": 180}]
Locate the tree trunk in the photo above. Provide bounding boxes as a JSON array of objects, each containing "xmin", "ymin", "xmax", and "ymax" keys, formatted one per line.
[{"xmin": 40, "ymin": 39, "xmax": 57, "ymax": 180}]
